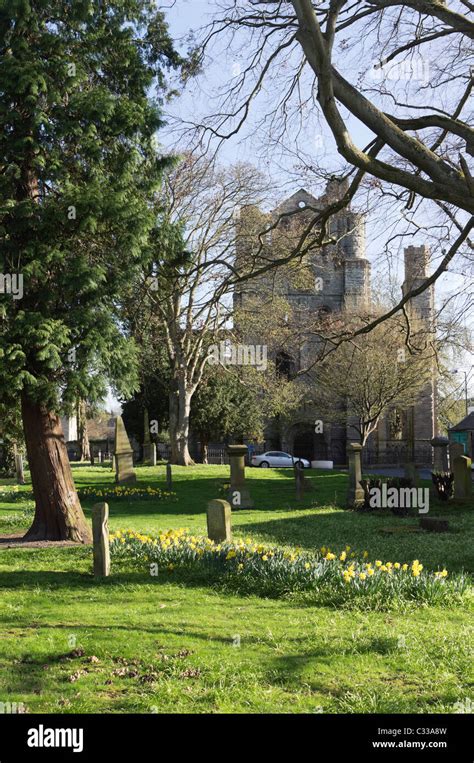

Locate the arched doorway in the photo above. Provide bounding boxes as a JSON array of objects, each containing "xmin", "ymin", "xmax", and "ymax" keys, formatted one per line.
[{"xmin": 292, "ymin": 428, "xmax": 328, "ymax": 462}]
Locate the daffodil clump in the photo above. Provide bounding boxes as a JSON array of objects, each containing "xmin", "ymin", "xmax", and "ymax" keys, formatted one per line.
[
  {"xmin": 78, "ymin": 486, "xmax": 176, "ymax": 502},
  {"xmin": 109, "ymin": 531, "xmax": 468, "ymax": 606}
]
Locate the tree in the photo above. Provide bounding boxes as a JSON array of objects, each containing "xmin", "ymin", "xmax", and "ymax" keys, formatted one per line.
[
  {"xmin": 133, "ymin": 154, "xmax": 268, "ymax": 465},
  {"xmin": 0, "ymin": 1, "xmax": 182, "ymax": 540},
  {"xmin": 190, "ymin": 365, "xmax": 264, "ymax": 461},
  {"xmin": 312, "ymin": 314, "xmax": 434, "ymax": 449},
  {"xmin": 188, "ymin": 1, "xmax": 473, "ymax": 349}
]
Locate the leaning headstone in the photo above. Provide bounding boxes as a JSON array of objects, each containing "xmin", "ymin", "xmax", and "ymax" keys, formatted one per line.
[
  {"xmin": 431, "ymin": 436, "xmax": 449, "ymax": 472},
  {"xmin": 449, "ymin": 441, "xmax": 464, "ymax": 470},
  {"xmin": 207, "ymin": 499, "xmax": 232, "ymax": 543},
  {"xmin": 454, "ymin": 455, "xmax": 472, "ymax": 500},
  {"xmin": 166, "ymin": 462, "xmax": 172, "ymax": 489},
  {"xmin": 92, "ymin": 503, "xmax": 110, "ymax": 577},
  {"xmin": 114, "ymin": 416, "xmax": 136, "ymax": 484},
  {"xmin": 227, "ymin": 445, "xmax": 254, "ymax": 509},
  {"xmin": 346, "ymin": 442, "xmax": 364, "ymax": 509}
]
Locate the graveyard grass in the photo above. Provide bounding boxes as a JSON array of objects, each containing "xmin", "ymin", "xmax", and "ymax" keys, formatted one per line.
[{"xmin": 0, "ymin": 464, "xmax": 472, "ymax": 714}]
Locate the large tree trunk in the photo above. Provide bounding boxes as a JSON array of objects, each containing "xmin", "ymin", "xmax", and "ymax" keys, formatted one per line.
[
  {"xmin": 76, "ymin": 399, "xmax": 91, "ymax": 462},
  {"xmin": 21, "ymin": 394, "xmax": 92, "ymax": 542},
  {"xmin": 168, "ymin": 379, "xmax": 194, "ymax": 466}
]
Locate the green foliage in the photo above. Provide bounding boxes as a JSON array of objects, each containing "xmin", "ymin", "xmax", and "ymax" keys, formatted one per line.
[
  {"xmin": 190, "ymin": 366, "xmax": 264, "ymax": 443},
  {"xmin": 0, "ymin": 0, "xmax": 183, "ymax": 411}
]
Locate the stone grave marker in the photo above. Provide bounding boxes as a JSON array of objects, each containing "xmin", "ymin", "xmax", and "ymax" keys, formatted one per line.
[
  {"xmin": 346, "ymin": 442, "xmax": 364, "ymax": 509},
  {"xmin": 113, "ymin": 416, "xmax": 136, "ymax": 484},
  {"xmin": 454, "ymin": 455, "xmax": 472, "ymax": 500},
  {"xmin": 227, "ymin": 445, "xmax": 253, "ymax": 509},
  {"xmin": 207, "ymin": 499, "xmax": 232, "ymax": 543},
  {"xmin": 92, "ymin": 502, "xmax": 110, "ymax": 577}
]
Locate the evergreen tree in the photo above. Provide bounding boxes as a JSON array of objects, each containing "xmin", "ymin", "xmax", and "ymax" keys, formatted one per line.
[{"xmin": 0, "ymin": 0, "xmax": 183, "ymax": 540}]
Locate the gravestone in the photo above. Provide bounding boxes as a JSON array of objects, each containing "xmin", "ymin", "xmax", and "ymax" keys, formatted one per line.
[
  {"xmin": 404, "ymin": 462, "xmax": 419, "ymax": 486},
  {"xmin": 14, "ymin": 447, "xmax": 25, "ymax": 485},
  {"xmin": 166, "ymin": 462, "xmax": 172, "ymax": 489},
  {"xmin": 142, "ymin": 409, "xmax": 153, "ymax": 465},
  {"xmin": 295, "ymin": 465, "xmax": 304, "ymax": 500},
  {"xmin": 92, "ymin": 502, "xmax": 110, "ymax": 577},
  {"xmin": 150, "ymin": 443, "xmax": 157, "ymax": 467},
  {"xmin": 346, "ymin": 442, "xmax": 364, "ymax": 509},
  {"xmin": 431, "ymin": 436, "xmax": 449, "ymax": 472},
  {"xmin": 90, "ymin": 450, "xmax": 95, "ymax": 466},
  {"xmin": 98, "ymin": 450, "xmax": 103, "ymax": 464},
  {"xmin": 207, "ymin": 499, "xmax": 232, "ymax": 543},
  {"xmin": 449, "ymin": 441, "xmax": 464, "ymax": 470},
  {"xmin": 114, "ymin": 416, "xmax": 136, "ymax": 484},
  {"xmin": 227, "ymin": 445, "xmax": 254, "ymax": 509},
  {"xmin": 454, "ymin": 455, "xmax": 472, "ymax": 500},
  {"xmin": 111, "ymin": 455, "xmax": 116, "ymax": 472}
]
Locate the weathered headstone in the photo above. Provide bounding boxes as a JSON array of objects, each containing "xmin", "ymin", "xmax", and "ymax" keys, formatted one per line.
[
  {"xmin": 166, "ymin": 462, "xmax": 172, "ymax": 489},
  {"xmin": 111, "ymin": 455, "xmax": 116, "ymax": 472},
  {"xmin": 449, "ymin": 441, "xmax": 464, "ymax": 470},
  {"xmin": 92, "ymin": 502, "xmax": 110, "ymax": 577},
  {"xmin": 142, "ymin": 409, "xmax": 153, "ymax": 465},
  {"xmin": 420, "ymin": 516, "xmax": 449, "ymax": 533},
  {"xmin": 227, "ymin": 445, "xmax": 254, "ymax": 509},
  {"xmin": 14, "ymin": 446, "xmax": 25, "ymax": 485},
  {"xmin": 114, "ymin": 416, "xmax": 136, "ymax": 484},
  {"xmin": 346, "ymin": 442, "xmax": 364, "ymax": 509},
  {"xmin": 98, "ymin": 450, "xmax": 103, "ymax": 464},
  {"xmin": 295, "ymin": 465, "xmax": 304, "ymax": 500},
  {"xmin": 150, "ymin": 443, "xmax": 157, "ymax": 467},
  {"xmin": 431, "ymin": 436, "xmax": 449, "ymax": 472},
  {"xmin": 454, "ymin": 455, "xmax": 472, "ymax": 500},
  {"xmin": 207, "ymin": 499, "xmax": 232, "ymax": 543},
  {"xmin": 404, "ymin": 462, "xmax": 419, "ymax": 486}
]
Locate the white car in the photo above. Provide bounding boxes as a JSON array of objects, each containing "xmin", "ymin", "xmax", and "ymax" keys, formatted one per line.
[{"xmin": 251, "ymin": 451, "xmax": 310, "ymax": 469}]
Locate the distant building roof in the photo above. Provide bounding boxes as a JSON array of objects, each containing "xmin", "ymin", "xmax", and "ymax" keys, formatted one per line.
[{"xmin": 450, "ymin": 412, "xmax": 474, "ymax": 432}]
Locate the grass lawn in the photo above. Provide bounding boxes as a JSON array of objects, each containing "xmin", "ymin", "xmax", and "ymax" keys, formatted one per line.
[{"xmin": 0, "ymin": 463, "xmax": 472, "ymax": 714}]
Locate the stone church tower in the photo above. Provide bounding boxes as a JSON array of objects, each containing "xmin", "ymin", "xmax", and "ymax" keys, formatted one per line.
[{"xmin": 234, "ymin": 180, "xmax": 437, "ymax": 466}]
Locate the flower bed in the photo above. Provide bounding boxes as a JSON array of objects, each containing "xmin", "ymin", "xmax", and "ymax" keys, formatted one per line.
[
  {"xmin": 78, "ymin": 486, "xmax": 176, "ymax": 502},
  {"xmin": 109, "ymin": 529, "xmax": 469, "ymax": 606}
]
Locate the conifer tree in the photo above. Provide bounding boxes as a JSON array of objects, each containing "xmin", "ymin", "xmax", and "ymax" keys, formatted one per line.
[{"xmin": 0, "ymin": 0, "xmax": 183, "ymax": 540}]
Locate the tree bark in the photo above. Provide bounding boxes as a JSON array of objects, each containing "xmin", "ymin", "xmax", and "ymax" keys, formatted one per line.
[
  {"xmin": 21, "ymin": 394, "xmax": 92, "ymax": 542},
  {"xmin": 77, "ymin": 399, "xmax": 91, "ymax": 462},
  {"xmin": 168, "ymin": 379, "xmax": 194, "ymax": 466}
]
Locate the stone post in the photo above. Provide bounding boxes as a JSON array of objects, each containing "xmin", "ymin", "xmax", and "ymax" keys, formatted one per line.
[
  {"xmin": 92, "ymin": 503, "xmax": 110, "ymax": 577},
  {"xmin": 207, "ymin": 499, "xmax": 232, "ymax": 543},
  {"xmin": 150, "ymin": 443, "xmax": 157, "ymax": 467},
  {"xmin": 454, "ymin": 455, "xmax": 472, "ymax": 500},
  {"xmin": 431, "ymin": 436, "xmax": 449, "ymax": 472},
  {"xmin": 227, "ymin": 445, "xmax": 253, "ymax": 509},
  {"xmin": 347, "ymin": 442, "xmax": 364, "ymax": 509},
  {"xmin": 166, "ymin": 462, "xmax": 172, "ymax": 489},
  {"xmin": 114, "ymin": 416, "xmax": 136, "ymax": 484},
  {"xmin": 295, "ymin": 465, "xmax": 304, "ymax": 500}
]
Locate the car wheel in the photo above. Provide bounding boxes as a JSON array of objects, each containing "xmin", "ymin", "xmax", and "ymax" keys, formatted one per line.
[
  {"xmin": 294, "ymin": 460, "xmax": 304, "ymax": 469},
  {"xmin": 259, "ymin": 461, "xmax": 269, "ymax": 468}
]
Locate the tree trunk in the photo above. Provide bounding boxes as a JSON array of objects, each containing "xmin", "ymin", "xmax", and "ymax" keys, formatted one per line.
[
  {"xmin": 168, "ymin": 380, "xmax": 194, "ymax": 466},
  {"xmin": 21, "ymin": 394, "xmax": 92, "ymax": 542},
  {"xmin": 77, "ymin": 399, "xmax": 91, "ymax": 462}
]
